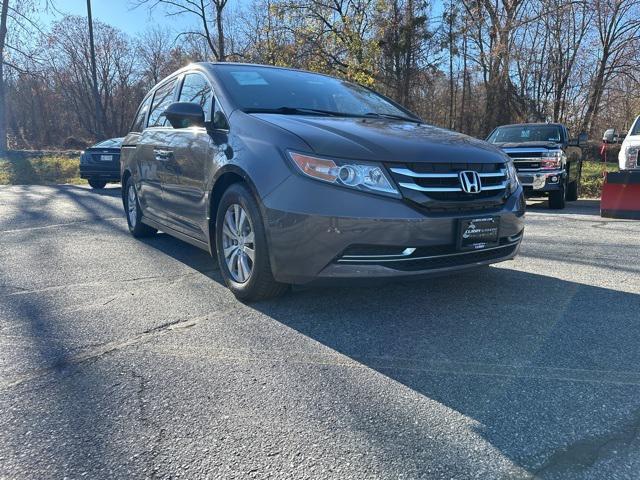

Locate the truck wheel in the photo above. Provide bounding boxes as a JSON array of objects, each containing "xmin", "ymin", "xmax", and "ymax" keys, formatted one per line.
[
  {"xmin": 549, "ymin": 182, "xmax": 566, "ymax": 209},
  {"xmin": 88, "ymin": 179, "xmax": 107, "ymax": 189},
  {"xmin": 215, "ymin": 183, "xmax": 289, "ymax": 302},
  {"xmin": 567, "ymin": 179, "xmax": 580, "ymax": 201}
]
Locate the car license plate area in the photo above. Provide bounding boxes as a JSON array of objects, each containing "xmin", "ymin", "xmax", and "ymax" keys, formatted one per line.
[
  {"xmin": 100, "ymin": 155, "xmax": 113, "ymax": 161},
  {"xmin": 457, "ymin": 216, "xmax": 500, "ymax": 251}
]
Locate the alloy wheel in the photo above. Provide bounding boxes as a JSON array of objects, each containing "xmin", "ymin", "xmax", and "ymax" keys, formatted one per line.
[
  {"xmin": 127, "ymin": 184, "xmax": 137, "ymax": 227},
  {"xmin": 221, "ymin": 204, "xmax": 255, "ymax": 283}
]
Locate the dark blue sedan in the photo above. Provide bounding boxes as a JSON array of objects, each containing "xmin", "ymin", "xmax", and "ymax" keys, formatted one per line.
[{"xmin": 80, "ymin": 137, "xmax": 124, "ymax": 189}]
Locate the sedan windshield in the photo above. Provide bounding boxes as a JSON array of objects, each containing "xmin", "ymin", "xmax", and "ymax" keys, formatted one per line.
[
  {"xmin": 488, "ymin": 125, "xmax": 563, "ymax": 144},
  {"xmin": 215, "ymin": 65, "xmax": 419, "ymax": 121}
]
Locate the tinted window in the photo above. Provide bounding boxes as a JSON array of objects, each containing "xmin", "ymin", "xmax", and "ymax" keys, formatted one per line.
[
  {"xmin": 178, "ymin": 73, "xmax": 213, "ymax": 121},
  {"xmin": 148, "ymin": 79, "xmax": 177, "ymax": 127},
  {"xmin": 631, "ymin": 117, "xmax": 640, "ymax": 136},
  {"xmin": 487, "ymin": 125, "xmax": 564, "ymax": 144},
  {"xmin": 215, "ymin": 65, "xmax": 413, "ymax": 119},
  {"xmin": 131, "ymin": 96, "xmax": 152, "ymax": 132},
  {"xmin": 93, "ymin": 138, "xmax": 123, "ymax": 148}
]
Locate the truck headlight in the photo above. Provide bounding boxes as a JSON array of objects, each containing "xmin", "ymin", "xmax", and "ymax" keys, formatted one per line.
[
  {"xmin": 288, "ymin": 151, "xmax": 400, "ymax": 197},
  {"xmin": 540, "ymin": 150, "xmax": 563, "ymax": 169},
  {"xmin": 505, "ymin": 158, "xmax": 519, "ymax": 195},
  {"xmin": 624, "ymin": 146, "xmax": 639, "ymax": 169}
]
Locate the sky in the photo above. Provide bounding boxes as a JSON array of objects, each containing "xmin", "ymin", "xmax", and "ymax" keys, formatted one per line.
[
  {"xmin": 36, "ymin": 0, "xmax": 195, "ymax": 35},
  {"xmin": 36, "ymin": 0, "xmax": 446, "ymax": 37}
]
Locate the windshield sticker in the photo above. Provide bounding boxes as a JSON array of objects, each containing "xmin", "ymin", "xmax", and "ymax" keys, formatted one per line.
[
  {"xmin": 520, "ymin": 130, "xmax": 530, "ymax": 138},
  {"xmin": 230, "ymin": 71, "xmax": 269, "ymax": 86}
]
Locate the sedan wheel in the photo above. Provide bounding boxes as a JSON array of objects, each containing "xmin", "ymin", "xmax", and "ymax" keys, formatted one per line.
[{"xmin": 221, "ymin": 204, "xmax": 255, "ymax": 283}]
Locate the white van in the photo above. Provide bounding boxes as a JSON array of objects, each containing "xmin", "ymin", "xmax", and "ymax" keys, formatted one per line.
[{"xmin": 619, "ymin": 116, "xmax": 640, "ymax": 170}]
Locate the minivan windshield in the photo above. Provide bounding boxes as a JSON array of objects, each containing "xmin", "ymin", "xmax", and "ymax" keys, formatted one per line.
[
  {"xmin": 215, "ymin": 65, "xmax": 419, "ymax": 122},
  {"xmin": 487, "ymin": 125, "xmax": 563, "ymax": 144}
]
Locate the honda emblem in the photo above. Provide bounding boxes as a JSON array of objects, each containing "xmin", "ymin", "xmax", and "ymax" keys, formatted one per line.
[{"xmin": 459, "ymin": 171, "xmax": 482, "ymax": 194}]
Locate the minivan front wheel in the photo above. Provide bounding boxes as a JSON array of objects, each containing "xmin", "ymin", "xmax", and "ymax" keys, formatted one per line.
[
  {"xmin": 124, "ymin": 177, "xmax": 157, "ymax": 237},
  {"xmin": 215, "ymin": 183, "xmax": 288, "ymax": 301}
]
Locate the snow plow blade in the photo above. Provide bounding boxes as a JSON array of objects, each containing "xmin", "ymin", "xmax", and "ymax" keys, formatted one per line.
[{"xmin": 601, "ymin": 172, "xmax": 640, "ymax": 220}]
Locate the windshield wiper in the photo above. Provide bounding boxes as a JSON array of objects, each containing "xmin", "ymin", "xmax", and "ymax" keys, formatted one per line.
[
  {"xmin": 242, "ymin": 106, "xmax": 345, "ymax": 117},
  {"xmin": 363, "ymin": 112, "xmax": 422, "ymax": 124}
]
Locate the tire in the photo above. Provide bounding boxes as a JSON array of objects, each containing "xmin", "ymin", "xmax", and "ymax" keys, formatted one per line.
[
  {"xmin": 548, "ymin": 181, "xmax": 566, "ymax": 209},
  {"xmin": 124, "ymin": 177, "xmax": 157, "ymax": 237},
  {"xmin": 567, "ymin": 164, "xmax": 582, "ymax": 201},
  {"xmin": 215, "ymin": 183, "xmax": 288, "ymax": 302},
  {"xmin": 567, "ymin": 180, "xmax": 580, "ymax": 201},
  {"xmin": 88, "ymin": 179, "xmax": 107, "ymax": 189}
]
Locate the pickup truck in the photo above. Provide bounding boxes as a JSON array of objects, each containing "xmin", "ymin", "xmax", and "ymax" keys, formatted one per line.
[
  {"xmin": 487, "ymin": 123, "xmax": 584, "ymax": 209},
  {"xmin": 619, "ymin": 115, "xmax": 640, "ymax": 171}
]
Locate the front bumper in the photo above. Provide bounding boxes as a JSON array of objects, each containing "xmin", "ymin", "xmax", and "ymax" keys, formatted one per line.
[
  {"xmin": 261, "ymin": 175, "xmax": 525, "ymax": 284},
  {"xmin": 517, "ymin": 169, "xmax": 565, "ymax": 193}
]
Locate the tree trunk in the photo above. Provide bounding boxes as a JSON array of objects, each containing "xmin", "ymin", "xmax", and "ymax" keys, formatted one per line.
[
  {"xmin": 447, "ymin": 2, "xmax": 455, "ymax": 129},
  {"xmin": 459, "ymin": 31, "xmax": 467, "ymax": 133},
  {"xmin": 0, "ymin": 0, "xmax": 9, "ymax": 152},
  {"xmin": 581, "ymin": 50, "xmax": 608, "ymax": 135},
  {"xmin": 216, "ymin": 3, "xmax": 225, "ymax": 61}
]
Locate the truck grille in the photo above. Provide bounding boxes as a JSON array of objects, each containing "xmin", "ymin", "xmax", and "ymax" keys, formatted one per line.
[
  {"xmin": 387, "ymin": 162, "xmax": 508, "ymax": 212},
  {"xmin": 503, "ymin": 149, "xmax": 545, "ymax": 171}
]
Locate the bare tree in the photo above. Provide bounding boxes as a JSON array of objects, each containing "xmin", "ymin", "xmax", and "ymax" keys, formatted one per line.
[
  {"xmin": 580, "ymin": 0, "xmax": 640, "ymax": 134},
  {"xmin": 135, "ymin": 0, "xmax": 229, "ymax": 61}
]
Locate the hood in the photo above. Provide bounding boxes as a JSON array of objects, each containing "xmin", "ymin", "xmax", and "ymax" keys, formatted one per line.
[
  {"xmin": 252, "ymin": 114, "xmax": 507, "ymax": 164},
  {"xmin": 494, "ymin": 141, "xmax": 562, "ymax": 150}
]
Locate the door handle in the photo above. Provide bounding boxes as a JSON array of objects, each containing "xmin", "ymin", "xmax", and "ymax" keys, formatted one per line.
[{"xmin": 153, "ymin": 149, "xmax": 173, "ymax": 161}]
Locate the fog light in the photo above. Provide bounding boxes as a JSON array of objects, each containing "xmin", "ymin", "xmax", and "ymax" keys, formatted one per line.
[{"xmin": 550, "ymin": 176, "xmax": 558, "ymax": 183}]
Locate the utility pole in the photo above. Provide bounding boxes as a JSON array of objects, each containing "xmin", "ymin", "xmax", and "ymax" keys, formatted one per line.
[
  {"xmin": 0, "ymin": 0, "xmax": 10, "ymax": 153},
  {"xmin": 86, "ymin": 0, "xmax": 103, "ymax": 138}
]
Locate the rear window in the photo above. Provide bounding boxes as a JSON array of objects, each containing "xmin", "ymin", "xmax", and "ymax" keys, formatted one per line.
[{"xmin": 93, "ymin": 138, "xmax": 123, "ymax": 148}]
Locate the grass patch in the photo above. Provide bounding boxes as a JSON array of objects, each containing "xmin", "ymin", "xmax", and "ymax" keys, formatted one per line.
[
  {"xmin": 581, "ymin": 160, "xmax": 618, "ymax": 199},
  {"xmin": 0, "ymin": 154, "xmax": 85, "ymax": 185}
]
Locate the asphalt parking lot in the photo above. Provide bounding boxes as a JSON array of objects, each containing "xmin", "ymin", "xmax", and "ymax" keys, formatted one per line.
[{"xmin": 1, "ymin": 184, "xmax": 639, "ymax": 479}]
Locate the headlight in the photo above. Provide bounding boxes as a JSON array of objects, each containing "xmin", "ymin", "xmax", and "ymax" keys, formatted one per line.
[
  {"xmin": 505, "ymin": 158, "xmax": 519, "ymax": 195},
  {"xmin": 540, "ymin": 150, "xmax": 563, "ymax": 169},
  {"xmin": 288, "ymin": 152, "xmax": 400, "ymax": 197},
  {"xmin": 624, "ymin": 146, "xmax": 639, "ymax": 169}
]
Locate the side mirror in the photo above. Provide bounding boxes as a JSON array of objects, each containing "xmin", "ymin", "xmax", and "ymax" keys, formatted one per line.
[
  {"xmin": 602, "ymin": 129, "xmax": 616, "ymax": 144},
  {"xmin": 578, "ymin": 132, "xmax": 588, "ymax": 146},
  {"xmin": 212, "ymin": 110, "xmax": 230, "ymax": 131},
  {"xmin": 164, "ymin": 102, "xmax": 205, "ymax": 129}
]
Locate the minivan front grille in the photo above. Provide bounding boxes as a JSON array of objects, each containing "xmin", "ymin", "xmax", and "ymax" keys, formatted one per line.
[{"xmin": 387, "ymin": 162, "xmax": 508, "ymax": 212}]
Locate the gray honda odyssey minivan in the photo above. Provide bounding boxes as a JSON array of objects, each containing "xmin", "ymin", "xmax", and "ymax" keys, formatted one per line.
[{"xmin": 121, "ymin": 63, "xmax": 525, "ymax": 301}]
